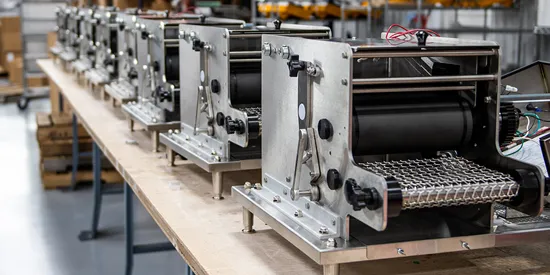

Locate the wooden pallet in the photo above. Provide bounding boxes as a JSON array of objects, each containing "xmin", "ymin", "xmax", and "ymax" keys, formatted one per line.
[
  {"xmin": 36, "ymin": 112, "xmax": 89, "ymax": 141},
  {"xmin": 0, "ymin": 83, "xmax": 23, "ymax": 103},
  {"xmin": 41, "ymin": 169, "xmax": 123, "ymax": 190}
]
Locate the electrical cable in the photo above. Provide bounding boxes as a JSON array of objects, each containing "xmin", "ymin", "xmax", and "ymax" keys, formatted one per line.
[
  {"xmin": 385, "ymin": 24, "xmax": 440, "ymax": 45},
  {"xmin": 505, "ymin": 138, "xmax": 524, "ymax": 156}
]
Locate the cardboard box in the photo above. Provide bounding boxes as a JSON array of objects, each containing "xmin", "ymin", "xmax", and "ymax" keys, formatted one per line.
[
  {"xmin": 0, "ymin": 16, "xmax": 21, "ymax": 33},
  {"xmin": 151, "ymin": 0, "xmax": 172, "ymax": 10},
  {"xmin": 7, "ymin": 56, "xmax": 23, "ymax": 85},
  {"xmin": 27, "ymin": 75, "xmax": 49, "ymax": 87},
  {"xmin": 1, "ymin": 32, "xmax": 22, "ymax": 52}
]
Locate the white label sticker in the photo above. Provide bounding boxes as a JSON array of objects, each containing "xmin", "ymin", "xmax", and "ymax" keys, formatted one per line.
[{"xmin": 298, "ymin": 103, "xmax": 306, "ymax": 120}]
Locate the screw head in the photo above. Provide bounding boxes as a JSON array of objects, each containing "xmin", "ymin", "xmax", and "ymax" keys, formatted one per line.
[
  {"xmin": 326, "ymin": 238, "xmax": 337, "ymax": 248},
  {"xmin": 294, "ymin": 210, "xmax": 303, "ymax": 217},
  {"xmin": 254, "ymin": 183, "xmax": 262, "ymax": 190},
  {"xmin": 244, "ymin": 182, "xmax": 253, "ymax": 189},
  {"xmin": 397, "ymin": 248, "xmax": 405, "ymax": 255},
  {"xmin": 286, "ymin": 176, "xmax": 291, "ymax": 182},
  {"xmin": 342, "ymin": 52, "xmax": 348, "ymax": 59},
  {"xmin": 484, "ymin": 96, "xmax": 492, "ymax": 103},
  {"xmin": 168, "ymin": 129, "xmax": 173, "ymax": 134},
  {"xmin": 331, "ymin": 219, "xmax": 336, "ymax": 226},
  {"xmin": 283, "ymin": 189, "xmax": 288, "ymax": 195},
  {"xmin": 319, "ymin": 226, "xmax": 329, "ymax": 234},
  {"xmin": 305, "ymin": 202, "xmax": 310, "ymax": 209},
  {"xmin": 263, "ymin": 177, "xmax": 267, "ymax": 183},
  {"xmin": 273, "ymin": 195, "xmax": 281, "ymax": 203},
  {"xmin": 341, "ymin": 78, "xmax": 348, "ymax": 86}
]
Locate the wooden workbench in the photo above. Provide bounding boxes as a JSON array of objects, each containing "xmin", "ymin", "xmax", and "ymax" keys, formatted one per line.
[{"xmin": 38, "ymin": 58, "xmax": 550, "ymax": 275}]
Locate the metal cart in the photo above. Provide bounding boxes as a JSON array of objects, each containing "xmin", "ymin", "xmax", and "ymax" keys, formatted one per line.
[{"xmin": 17, "ymin": 0, "xmax": 65, "ymax": 110}]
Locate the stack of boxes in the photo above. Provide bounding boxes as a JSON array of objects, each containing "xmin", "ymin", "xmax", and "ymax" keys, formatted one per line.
[{"xmin": 0, "ymin": 16, "xmax": 49, "ymax": 88}]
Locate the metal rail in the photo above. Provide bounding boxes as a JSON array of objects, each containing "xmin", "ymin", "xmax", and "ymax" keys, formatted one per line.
[{"xmin": 352, "ymin": 74, "xmax": 496, "ymax": 85}]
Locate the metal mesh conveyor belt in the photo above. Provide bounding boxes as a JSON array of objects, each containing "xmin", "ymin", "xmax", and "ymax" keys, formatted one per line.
[
  {"xmin": 239, "ymin": 107, "xmax": 262, "ymax": 118},
  {"xmin": 360, "ymin": 157, "xmax": 519, "ymax": 209}
]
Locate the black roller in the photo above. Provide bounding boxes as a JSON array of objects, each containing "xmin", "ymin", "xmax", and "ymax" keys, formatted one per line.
[
  {"xmin": 230, "ymin": 73, "xmax": 261, "ymax": 105},
  {"xmin": 352, "ymin": 93, "xmax": 473, "ymax": 155},
  {"xmin": 165, "ymin": 54, "xmax": 179, "ymax": 81}
]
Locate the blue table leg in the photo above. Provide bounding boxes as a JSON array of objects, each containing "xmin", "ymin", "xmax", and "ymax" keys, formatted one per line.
[
  {"xmin": 69, "ymin": 114, "xmax": 79, "ymax": 191},
  {"xmin": 125, "ymin": 181, "xmax": 134, "ymax": 275},
  {"xmin": 78, "ymin": 142, "xmax": 103, "ymax": 241}
]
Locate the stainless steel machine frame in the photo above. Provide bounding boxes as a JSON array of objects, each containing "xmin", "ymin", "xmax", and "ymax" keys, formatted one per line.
[
  {"xmin": 232, "ymin": 35, "xmax": 550, "ymax": 275},
  {"xmin": 58, "ymin": 7, "xmax": 83, "ymax": 71},
  {"xmin": 50, "ymin": 5, "xmax": 69, "ymax": 59},
  {"xmin": 85, "ymin": 7, "xmax": 119, "ymax": 87},
  {"xmin": 160, "ymin": 23, "xmax": 331, "ymax": 199},
  {"xmin": 122, "ymin": 15, "xmax": 245, "ymax": 152},
  {"xmin": 72, "ymin": 8, "xmax": 97, "ymax": 78}
]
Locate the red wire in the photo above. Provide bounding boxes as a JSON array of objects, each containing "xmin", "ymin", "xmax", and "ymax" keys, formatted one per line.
[{"xmin": 385, "ymin": 23, "xmax": 440, "ymax": 45}]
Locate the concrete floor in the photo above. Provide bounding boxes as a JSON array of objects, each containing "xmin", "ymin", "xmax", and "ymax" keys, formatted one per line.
[{"xmin": 0, "ymin": 99, "xmax": 187, "ymax": 275}]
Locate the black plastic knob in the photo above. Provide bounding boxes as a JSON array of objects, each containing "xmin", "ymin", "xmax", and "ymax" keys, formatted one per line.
[
  {"xmin": 152, "ymin": 61, "xmax": 160, "ymax": 72},
  {"xmin": 273, "ymin": 19, "xmax": 282, "ymax": 30},
  {"xmin": 225, "ymin": 116, "xmax": 245, "ymax": 135},
  {"xmin": 118, "ymin": 23, "xmax": 125, "ymax": 31},
  {"xmin": 199, "ymin": 14, "xmax": 206, "ymax": 23},
  {"xmin": 128, "ymin": 68, "xmax": 138, "ymax": 79},
  {"xmin": 317, "ymin": 119, "xmax": 333, "ymax": 140},
  {"xmin": 287, "ymin": 54, "xmax": 305, "ymax": 77},
  {"xmin": 158, "ymin": 88, "xmax": 171, "ymax": 103},
  {"xmin": 344, "ymin": 178, "xmax": 381, "ymax": 211},
  {"xmin": 211, "ymin": 79, "xmax": 220, "ymax": 94},
  {"xmin": 416, "ymin": 30, "xmax": 429, "ymax": 46},
  {"xmin": 192, "ymin": 39, "xmax": 205, "ymax": 52},
  {"xmin": 326, "ymin": 169, "xmax": 342, "ymax": 190},
  {"xmin": 126, "ymin": 48, "xmax": 133, "ymax": 57},
  {"xmin": 141, "ymin": 30, "xmax": 149, "ymax": 40},
  {"xmin": 216, "ymin": 112, "xmax": 225, "ymax": 126}
]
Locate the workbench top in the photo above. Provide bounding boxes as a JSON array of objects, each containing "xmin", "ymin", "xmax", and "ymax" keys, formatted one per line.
[{"xmin": 38, "ymin": 59, "xmax": 550, "ymax": 275}]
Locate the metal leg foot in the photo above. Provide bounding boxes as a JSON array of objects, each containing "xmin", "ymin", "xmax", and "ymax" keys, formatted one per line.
[
  {"xmin": 242, "ymin": 207, "xmax": 255, "ymax": 234},
  {"xmin": 78, "ymin": 142, "xmax": 103, "ymax": 241},
  {"xmin": 167, "ymin": 149, "xmax": 175, "ymax": 166},
  {"xmin": 212, "ymin": 171, "xmax": 224, "ymax": 200},
  {"xmin": 323, "ymin": 264, "xmax": 340, "ymax": 275},
  {"xmin": 128, "ymin": 119, "xmax": 134, "ymax": 132},
  {"xmin": 152, "ymin": 131, "xmax": 159, "ymax": 153},
  {"xmin": 124, "ymin": 182, "xmax": 134, "ymax": 275}
]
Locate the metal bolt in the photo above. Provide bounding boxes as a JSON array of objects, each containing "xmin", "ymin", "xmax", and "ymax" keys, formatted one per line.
[
  {"xmin": 254, "ymin": 183, "xmax": 262, "ymax": 190},
  {"xmin": 222, "ymin": 51, "xmax": 226, "ymax": 56},
  {"xmin": 263, "ymin": 177, "xmax": 267, "ymax": 183},
  {"xmin": 305, "ymin": 202, "xmax": 310, "ymax": 209},
  {"xmin": 342, "ymin": 52, "xmax": 348, "ymax": 59},
  {"xmin": 286, "ymin": 176, "xmax": 291, "ymax": 182},
  {"xmin": 214, "ymin": 156, "xmax": 221, "ymax": 161},
  {"xmin": 341, "ymin": 78, "xmax": 348, "ymax": 86},
  {"xmin": 461, "ymin": 241, "xmax": 471, "ymax": 250},
  {"xmin": 331, "ymin": 220, "xmax": 336, "ymax": 226},
  {"xmin": 168, "ymin": 129, "xmax": 173, "ymax": 134},
  {"xmin": 273, "ymin": 195, "xmax": 281, "ymax": 203},
  {"xmin": 326, "ymin": 238, "xmax": 336, "ymax": 248},
  {"xmin": 211, "ymin": 150, "xmax": 217, "ymax": 155},
  {"xmin": 185, "ymin": 135, "xmax": 190, "ymax": 141},
  {"xmin": 204, "ymin": 44, "xmax": 212, "ymax": 52},
  {"xmin": 319, "ymin": 226, "xmax": 329, "ymax": 234},
  {"xmin": 280, "ymin": 45, "xmax": 290, "ymax": 59},
  {"xmin": 222, "ymin": 33, "xmax": 227, "ymax": 38},
  {"xmin": 484, "ymin": 96, "xmax": 492, "ymax": 103},
  {"xmin": 294, "ymin": 210, "xmax": 303, "ymax": 217},
  {"xmin": 397, "ymin": 248, "xmax": 405, "ymax": 255},
  {"xmin": 178, "ymin": 30, "xmax": 186, "ymax": 39},
  {"xmin": 244, "ymin": 182, "xmax": 252, "ymax": 189},
  {"xmin": 152, "ymin": 118, "xmax": 158, "ymax": 123},
  {"xmin": 283, "ymin": 189, "xmax": 288, "ymax": 195},
  {"xmin": 262, "ymin": 42, "xmax": 272, "ymax": 56},
  {"xmin": 174, "ymin": 129, "xmax": 180, "ymax": 134}
]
